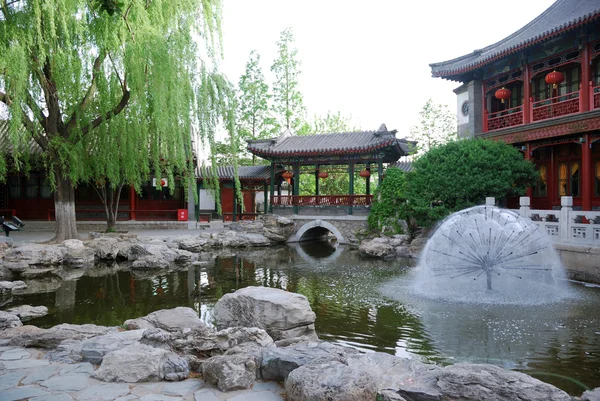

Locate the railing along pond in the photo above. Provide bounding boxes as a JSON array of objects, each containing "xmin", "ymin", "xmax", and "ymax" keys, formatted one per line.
[
  {"xmin": 273, "ymin": 195, "xmax": 373, "ymax": 207},
  {"xmin": 486, "ymin": 196, "xmax": 600, "ymax": 245}
]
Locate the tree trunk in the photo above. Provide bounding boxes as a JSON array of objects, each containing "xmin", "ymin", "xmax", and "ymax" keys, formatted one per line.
[{"xmin": 53, "ymin": 168, "xmax": 79, "ymax": 242}]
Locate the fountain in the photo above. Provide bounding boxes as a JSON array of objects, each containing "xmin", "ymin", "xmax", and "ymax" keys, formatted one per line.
[{"xmin": 414, "ymin": 205, "xmax": 571, "ymax": 304}]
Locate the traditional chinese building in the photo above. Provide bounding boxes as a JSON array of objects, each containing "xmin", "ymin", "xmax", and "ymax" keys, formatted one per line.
[{"xmin": 430, "ymin": 0, "xmax": 600, "ymax": 210}]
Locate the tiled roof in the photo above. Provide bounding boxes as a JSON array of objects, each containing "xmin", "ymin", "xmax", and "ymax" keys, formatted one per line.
[
  {"xmin": 430, "ymin": 0, "xmax": 600, "ymax": 80},
  {"xmin": 389, "ymin": 161, "xmax": 413, "ymax": 173},
  {"xmin": 0, "ymin": 120, "xmax": 43, "ymax": 154},
  {"xmin": 247, "ymin": 125, "xmax": 412, "ymax": 158},
  {"xmin": 197, "ymin": 165, "xmax": 280, "ymax": 181}
]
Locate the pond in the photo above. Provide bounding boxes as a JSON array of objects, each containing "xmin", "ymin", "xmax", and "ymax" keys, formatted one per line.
[{"xmin": 5, "ymin": 242, "xmax": 600, "ymax": 396}]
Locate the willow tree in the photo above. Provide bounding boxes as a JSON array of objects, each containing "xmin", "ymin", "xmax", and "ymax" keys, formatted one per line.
[{"xmin": 0, "ymin": 0, "xmax": 229, "ymax": 241}]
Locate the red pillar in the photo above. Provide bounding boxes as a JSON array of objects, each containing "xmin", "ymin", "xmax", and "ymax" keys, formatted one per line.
[
  {"xmin": 580, "ymin": 42, "xmax": 591, "ymax": 113},
  {"xmin": 582, "ymin": 133, "xmax": 592, "ymax": 211},
  {"xmin": 525, "ymin": 143, "xmax": 533, "ymax": 198},
  {"xmin": 129, "ymin": 186, "xmax": 136, "ymax": 220},
  {"xmin": 523, "ymin": 65, "xmax": 531, "ymax": 124}
]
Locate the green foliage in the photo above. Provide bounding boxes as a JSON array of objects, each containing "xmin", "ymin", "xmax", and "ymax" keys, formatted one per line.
[
  {"xmin": 297, "ymin": 111, "xmax": 356, "ymax": 136},
  {"xmin": 368, "ymin": 167, "xmax": 408, "ymax": 234},
  {"xmin": 405, "ymin": 139, "xmax": 538, "ymax": 226},
  {"xmin": 0, "ymin": 0, "xmax": 229, "ymax": 237},
  {"xmin": 408, "ymin": 99, "xmax": 457, "ymax": 157},
  {"xmin": 237, "ymin": 50, "xmax": 278, "ymax": 165},
  {"xmin": 271, "ymin": 27, "xmax": 305, "ymax": 132}
]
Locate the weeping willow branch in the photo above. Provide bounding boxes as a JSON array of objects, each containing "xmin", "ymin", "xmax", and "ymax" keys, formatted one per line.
[
  {"xmin": 66, "ymin": 52, "xmax": 106, "ymax": 132},
  {"xmin": 80, "ymin": 80, "xmax": 130, "ymax": 137}
]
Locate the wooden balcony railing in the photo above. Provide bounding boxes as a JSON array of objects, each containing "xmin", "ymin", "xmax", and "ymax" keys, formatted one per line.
[
  {"xmin": 485, "ymin": 105, "xmax": 523, "ymax": 131},
  {"xmin": 273, "ymin": 195, "xmax": 373, "ymax": 207},
  {"xmin": 592, "ymin": 84, "xmax": 600, "ymax": 110},
  {"xmin": 531, "ymin": 91, "xmax": 580, "ymax": 122}
]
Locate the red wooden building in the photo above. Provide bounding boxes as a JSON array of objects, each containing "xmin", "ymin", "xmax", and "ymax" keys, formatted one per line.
[{"xmin": 430, "ymin": 0, "xmax": 600, "ymax": 210}]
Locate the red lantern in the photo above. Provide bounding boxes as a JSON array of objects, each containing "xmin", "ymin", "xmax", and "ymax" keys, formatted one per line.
[
  {"xmin": 359, "ymin": 170, "xmax": 370, "ymax": 178},
  {"xmin": 318, "ymin": 171, "xmax": 329, "ymax": 179},
  {"xmin": 545, "ymin": 70, "xmax": 564, "ymax": 89},
  {"xmin": 282, "ymin": 171, "xmax": 293, "ymax": 180},
  {"xmin": 494, "ymin": 87, "xmax": 511, "ymax": 104}
]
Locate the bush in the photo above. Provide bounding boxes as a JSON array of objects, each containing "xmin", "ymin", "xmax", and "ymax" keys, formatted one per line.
[
  {"xmin": 368, "ymin": 167, "xmax": 409, "ymax": 234},
  {"xmin": 405, "ymin": 138, "xmax": 538, "ymax": 226}
]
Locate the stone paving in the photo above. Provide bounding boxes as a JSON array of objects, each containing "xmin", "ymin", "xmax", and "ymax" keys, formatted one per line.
[{"xmin": 0, "ymin": 345, "xmax": 285, "ymax": 401}]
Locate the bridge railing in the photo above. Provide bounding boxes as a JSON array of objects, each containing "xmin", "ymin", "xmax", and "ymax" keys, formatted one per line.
[
  {"xmin": 273, "ymin": 195, "xmax": 373, "ymax": 207},
  {"xmin": 486, "ymin": 196, "xmax": 600, "ymax": 245}
]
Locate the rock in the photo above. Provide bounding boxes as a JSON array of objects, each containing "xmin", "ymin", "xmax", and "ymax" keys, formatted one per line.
[
  {"xmin": 159, "ymin": 354, "xmax": 191, "ymax": 381},
  {"xmin": 130, "ymin": 243, "xmax": 179, "ymax": 262},
  {"xmin": 212, "ymin": 231, "xmax": 271, "ymax": 248},
  {"xmin": 390, "ymin": 234, "xmax": 410, "ymax": 247},
  {"xmin": 0, "ymin": 323, "xmax": 118, "ymax": 348},
  {"xmin": 93, "ymin": 343, "xmax": 180, "ymax": 382},
  {"xmin": 436, "ymin": 363, "xmax": 572, "ymax": 401},
  {"xmin": 214, "ymin": 286, "xmax": 316, "ymax": 341},
  {"xmin": 131, "ymin": 255, "xmax": 168, "ymax": 270},
  {"xmin": 174, "ymin": 249, "xmax": 193, "ymax": 264},
  {"xmin": 581, "ymin": 388, "xmax": 600, "ymax": 401},
  {"xmin": 259, "ymin": 214, "xmax": 296, "ymax": 242},
  {"xmin": 261, "ymin": 341, "xmax": 358, "ymax": 381},
  {"xmin": 285, "ymin": 361, "xmax": 377, "ymax": 401},
  {"xmin": 348, "ymin": 352, "xmax": 441, "ymax": 399},
  {"xmin": 178, "ymin": 238, "xmax": 208, "ymax": 253},
  {"xmin": 5, "ymin": 305, "xmax": 49, "ymax": 321},
  {"xmin": 142, "ymin": 326, "xmax": 273, "ymax": 358},
  {"xmin": 224, "ymin": 342, "xmax": 265, "ymax": 379},
  {"xmin": 0, "ymin": 280, "xmax": 27, "ymax": 293},
  {"xmin": 377, "ymin": 389, "xmax": 409, "ymax": 401},
  {"xmin": 395, "ymin": 246, "xmax": 412, "ymax": 258},
  {"xmin": 80, "ymin": 329, "xmax": 146, "ymax": 364},
  {"xmin": 89, "ymin": 237, "xmax": 121, "ymax": 260},
  {"xmin": 123, "ymin": 307, "xmax": 205, "ymax": 332},
  {"xmin": 202, "ymin": 354, "xmax": 256, "ymax": 391},
  {"xmin": 359, "ymin": 239, "xmax": 396, "ymax": 259},
  {"xmin": 3, "ymin": 243, "xmax": 64, "ymax": 267},
  {"xmin": 0, "ymin": 310, "xmax": 23, "ymax": 330}
]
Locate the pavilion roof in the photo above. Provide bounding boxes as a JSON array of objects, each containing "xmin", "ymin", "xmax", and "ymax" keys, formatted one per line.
[
  {"xmin": 247, "ymin": 124, "xmax": 412, "ymax": 162},
  {"xmin": 430, "ymin": 0, "xmax": 600, "ymax": 81},
  {"xmin": 389, "ymin": 161, "xmax": 413, "ymax": 173},
  {"xmin": 0, "ymin": 121, "xmax": 43, "ymax": 154},
  {"xmin": 196, "ymin": 165, "xmax": 282, "ymax": 181}
]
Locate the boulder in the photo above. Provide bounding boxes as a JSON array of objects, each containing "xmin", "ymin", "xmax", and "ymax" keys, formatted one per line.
[
  {"xmin": 212, "ymin": 231, "xmax": 271, "ymax": 248},
  {"xmin": 259, "ymin": 214, "xmax": 296, "ymax": 242},
  {"xmin": 285, "ymin": 361, "xmax": 377, "ymax": 401},
  {"xmin": 89, "ymin": 237, "xmax": 120, "ymax": 260},
  {"xmin": 581, "ymin": 388, "xmax": 600, "ymax": 401},
  {"xmin": 177, "ymin": 237, "xmax": 208, "ymax": 253},
  {"xmin": 5, "ymin": 305, "xmax": 49, "ymax": 322},
  {"xmin": 260, "ymin": 341, "xmax": 358, "ymax": 381},
  {"xmin": 129, "ymin": 243, "xmax": 178, "ymax": 262},
  {"xmin": 0, "ymin": 310, "xmax": 23, "ymax": 330},
  {"xmin": 0, "ymin": 280, "xmax": 27, "ymax": 293},
  {"xmin": 224, "ymin": 342, "xmax": 265, "ymax": 379},
  {"xmin": 436, "ymin": 363, "xmax": 572, "ymax": 401},
  {"xmin": 359, "ymin": 239, "xmax": 396, "ymax": 259},
  {"xmin": 62, "ymin": 246, "xmax": 95, "ymax": 269},
  {"xmin": 214, "ymin": 286, "xmax": 316, "ymax": 341},
  {"xmin": 3, "ymin": 243, "xmax": 64, "ymax": 267},
  {"xmin": 389, "ymin": 234, "xmax": 410, "ymax": 247},
  {"xmin": 80, "ymin": 329, "xmax": 146, "ymax": 364},
  {"xmin": 0, "ymin": 323, "xmax": 118, "ymax": 348},
  {"xmin": 173, "ymin": 249, "xmax": 194, "ymax": 264},
  {"xmin": 159, "ymin": 353, "xmax": 190, "ymax": 382},
  {"xmin": 123, "ymin": 307, "xmax": 205, "ymax": 332},
  {"xmin": 202, "ymin": 354, "xmax": 256, "ymax": 391},
  {"xmin": 93, "ymin": 343, "xmax": 185, "ymax": 383},
  {"xmin": 131, "ymin": 255, "xmax": 168, "ymax": 270}
]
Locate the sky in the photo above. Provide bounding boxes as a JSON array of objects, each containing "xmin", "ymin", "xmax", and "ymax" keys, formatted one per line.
[{"xmin": 218, "ymin": 0, "xmax": 556, "ymax": 138}]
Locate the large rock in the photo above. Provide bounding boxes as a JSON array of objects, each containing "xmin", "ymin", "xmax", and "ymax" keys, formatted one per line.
[
  {"xmin": 285, "ymin": 361, "xmax": 377, "ymax": 401},
  {"xmin": 131, "ymin": 255, "xmax": 168, "ymax": 270},
  {"xmin": 89, "ymin": 237, "xmax": 120, "ymax": 260},
  {"xmin": 0, "ymin": 323, "xmax": 118, "ymax": 348},
  {"xmin": 0, "ymin": 280, "xmax": 27, "ymax": 293},
  {"xmin": 214, "ymin": 286, "xmax": 316, "ymax": 341},
  {"xmin": 177, "ymin": 237, "xmax": 209, "ymax": 253},
  {"xmin": 211, "ymin": 231, "xmax": 271, "ymax": 248},
  {"xmin": 80, "ymin": 329, "xmax": 146, "ymax": 364},
  {"xmin": 93, "ymin": 343, "xmax": 186, "ymax": 383},
  {"xmin": 581, "ymin": 388, "xmax": 600, "ymax": 401},
  {"xmin": 436, "ymin": 363, "xmax": 572, "ymax": 401},
  {"xmin": 259, "ymin": 214, "xmax": 296, "ymax": 242},
  {"xmin": 260, "ymin": 341, "xmax": 358, "ymax": 381},
  {"xmin": 202, "ymin": 354, "xmax": 256, "ymax": 391},
  {"xmin": 3, "ymin": 243, "xmax": 64, "ymax": 267},
  {"xmin": 359, "ymin": 238, "xmax": 396, "ymax": 259},
  {"xmin": 0, "ymin": 310, "xmax": 23, "ymax": 330},
  {"xmin": 5, "ymin": 305, "xmax": 49, "ymax": 321},
  {"xmin": 123, "ymin": 307, "xmax": 205, "ymax": 332}
]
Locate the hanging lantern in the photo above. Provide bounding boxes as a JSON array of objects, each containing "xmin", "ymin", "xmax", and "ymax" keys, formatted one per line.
[
  {"xmin": 545, "ymin": 70, "xmax": 564, "ymax": 89},
  {"xmin": 282, "ymin": 171, "xmax": 293, "ymax": 180},
  {"xmin": 359, "ymin": 169, "xmax": 370, "ymax": 178},
  {"xmin": 494, "ymin": 87, "xmax": 511, "ymax": 104},
  {"xmin": 318, "ymin": 171, "xmax": 329, "ymax": 179}
]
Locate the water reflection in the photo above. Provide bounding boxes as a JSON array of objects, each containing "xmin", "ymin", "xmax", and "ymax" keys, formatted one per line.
[{"xmin": 5, "ymin": 242, "xmax": 600, "ymax": 395}]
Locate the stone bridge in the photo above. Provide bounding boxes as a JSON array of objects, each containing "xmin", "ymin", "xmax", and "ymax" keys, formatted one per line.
[{"xmin": 285, "ymin": 215, "xmax": 368, "ymax": 245}]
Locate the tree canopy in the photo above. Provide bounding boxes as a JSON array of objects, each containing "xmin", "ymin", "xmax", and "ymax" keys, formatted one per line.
[
  {"xmin": 0, "ymin": 0, "xmax": 230, "ymax": 240},
  {"xmin": 408, "ymin": 99, "xmax": 457, "ymax": 157},
  {"xmin": 405, "ymin": 139, "xmax": 538, "ymax": 226}
]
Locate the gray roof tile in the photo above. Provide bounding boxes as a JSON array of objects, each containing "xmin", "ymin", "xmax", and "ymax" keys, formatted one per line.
[
  {"xmin": 430, "ymin": 0, "xmax": 600, "ymax": 79},
  {"xmin": 197, "ymin": 165, "xmax": 279, "ymax": 181}
]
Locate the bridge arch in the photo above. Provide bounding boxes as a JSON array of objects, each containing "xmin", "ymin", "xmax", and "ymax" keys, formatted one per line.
[{"xmin": 287, "ymin": 219, "xmax": 347, "ymax": 244}]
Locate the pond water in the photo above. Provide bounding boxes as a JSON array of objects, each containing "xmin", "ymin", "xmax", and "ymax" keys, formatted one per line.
[{"xmin": 5, "ymin": 242, "xmax": 600, "ymax": 395}]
